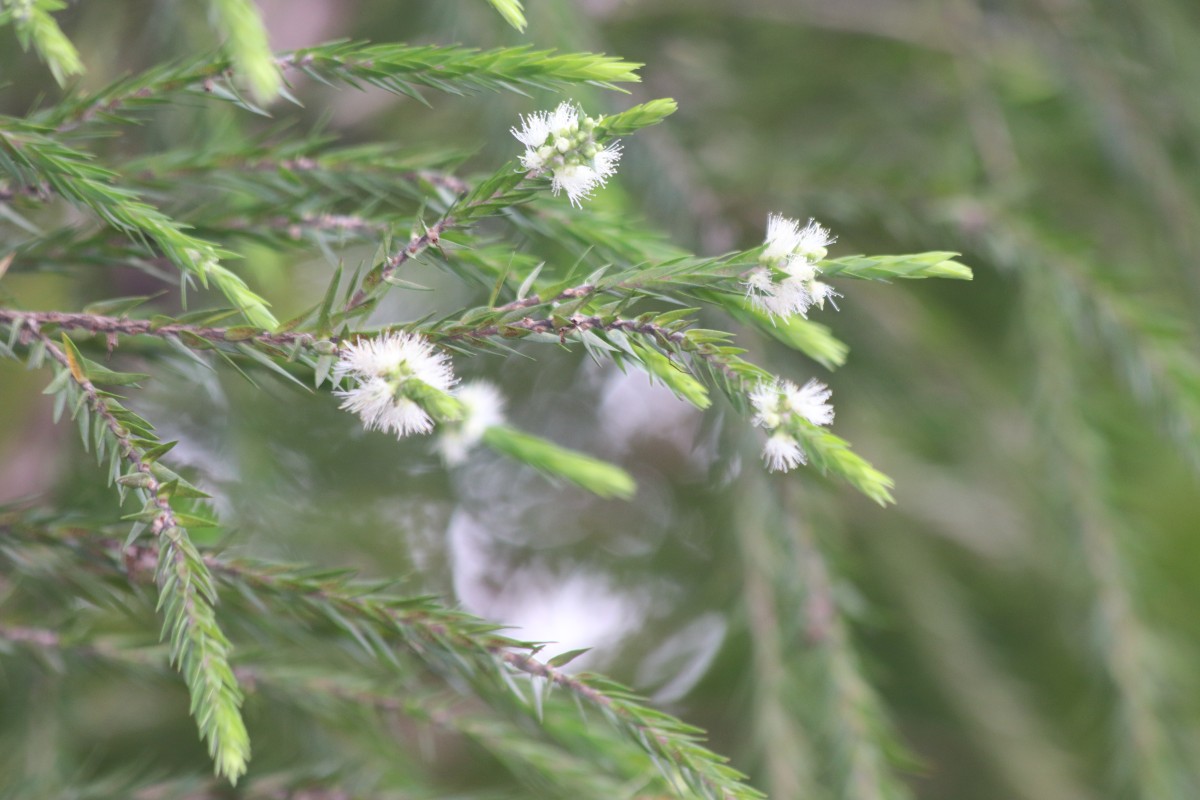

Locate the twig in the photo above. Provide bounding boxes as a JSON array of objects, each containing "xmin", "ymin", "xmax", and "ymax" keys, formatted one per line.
[
  {"xmin": 1, "ymin": 308, "xmax": 743, "ymax": 386},
  {"xmin": 446, "ymin": 312, "xmax": 685, "ymax": 345},
  {"xmin": 340, "ymin": 218, "xmax": 454, "ymax": 315},
  {"xmin": 0, "ymin": 309, "xmax": 314, "ymax": 348},
  {"xmin": 13, "ymin": 322, "xmax": 251, "ymax": 780},
  {"xmin": 0, "ymin": 181, "xmax": 52, "ymax": 202}
]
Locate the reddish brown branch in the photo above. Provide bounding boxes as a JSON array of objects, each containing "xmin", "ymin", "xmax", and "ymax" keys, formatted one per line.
[{"xmin": 0, "ymin": 309, "xmax": 315, "ymax": 348}]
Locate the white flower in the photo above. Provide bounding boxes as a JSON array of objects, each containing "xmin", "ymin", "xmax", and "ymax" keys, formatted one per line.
[
  {"xmin": 334, "ymin": 332, "xmax": 457, "ymax": 440},
  {"xmin": 750, "ymin": 380, "xmax": 785, "ymax": 429},
  {"xmin": 793, "ymin": 218, "xmax": 835, "ymax": 263},
  {"xmin": 783, "ymin": 379, "xmax": 834, "ymax": 427},
  {"xmin": 513, "ymin": 101, "xmax": 621, "ymax": 207},
  {"xmin": 770, "ymin": 277, "xmax": 815, "ymax": 317},
  {"xmin": 438, "ymin": 381, "xmax": 507, "ymax": 465},
  {"xmin": 752, "ymin": 378, "xmax": 834, "ymax": 428},
  {"xmin": 749, "ymin": 213, "xmax": 839, "ymax": 319},
  {"xmin": 747, "ymin": 275, "xmax": 815, "ymax": 319},
  {"xmin": 744, "ymin": 267, "xmax": 774, "ymax": 297},
  {"xmin": 762, "ymin": 215, "xmax": 834, "ymax": 267},
  {"xmin": 783, "ymin": 258, "xmax": 818, "ymax": 283},
  {"xmin": 336, "ymin": 376, "xmax": 434, "ymax": 438},
  {"xmin": 763, "ymin": 431, "xmax": 805, "ymax": 472},
  {"xmin": 548, "ymin": 101, "xmax": 580, "ymax": 138},
  {"xmin": 552, "ymin": 163, "xmax": 602, "ymax": 207},
  {"xmin": 512, "ymin": 110, "xmax": 552, "ymax": 149},
  {"xmin": 334, "ymin": 332, "xmax": 455, "ymax": 390},
  {"xmin": 808, "ymin": 280, "xmax": 839, "ymax": 311},
  {"xmin": 763, "ymin": 213, "xmax": 804, "ymax": 264},
  {"xmin": 513, "ymin": 110, "xmax": 555, "ymax": 170},
  {"xmin": 591, "ymin": 142, "xmax": 622, "ymax": 182},
  {"xmin": 751, "ymin": 376, "xmax": 835, "ymax": 472}
]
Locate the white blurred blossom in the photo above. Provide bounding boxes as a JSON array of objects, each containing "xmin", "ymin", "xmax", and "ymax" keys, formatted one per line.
[
  {"xmin": 750, "ymin": 381, "xmax": 786, "ymax": 429},
  {"xmin": 785, "ymin": 378, "xmax": 835, "ymax": 426},
  {"xmin": 763, "ymin": 431, "xmax": 805, "ymax": 472},
  {"xmin": 750, "ymin": 378, "xmax": 835, "ymax": 473},
  {"xmin": 438, "ymin": 380, "xmax": 507, "ymax": 465}
]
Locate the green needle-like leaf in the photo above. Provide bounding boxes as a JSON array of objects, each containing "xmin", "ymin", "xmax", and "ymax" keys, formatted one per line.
[
  {"xmin": 484, "ymin": 0, "xmax": 527, "ymax": 32},
  {"xmin": 483, "ymin": 425, "xmax": 636, "ymax": 499}
]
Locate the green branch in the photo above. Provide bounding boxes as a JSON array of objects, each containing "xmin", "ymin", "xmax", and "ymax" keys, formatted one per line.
[
  {"xmin": 40, "ymin": 42, "xmax": 641, "ymax": 130},
  {"xmin": 0, "ymin": 302, "xmax": 892, "ymax": 502},
  {"xmin": 0, "ymin": 120, "xmax": 277, "ymax": 328},
  {"xmin": 207, "ymin": 0, "xmax": 281, "ymax": 103},
  {"xmin": 25, "ymin": 330, "xmax": 250, "ymax": 784},
  {"xmin": 819, "ymin": 252, "xmax": 972, "ymax": 281},
  {"xmin": 1, "ymin": 0, "xmax": 83, "ymax": 85}
]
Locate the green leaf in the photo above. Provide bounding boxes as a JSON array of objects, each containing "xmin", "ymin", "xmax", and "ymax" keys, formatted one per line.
[
  {"xmin": 597, "ymin": 98, "xmax": 677, "ymax": 137},
  {"xmin": 313, "ymin": 353, "xmax": 335, "ymax": 389},
  {"xmin": 82, "ymin": 293, "xmax": 164, "ymax": 316},
  {"xmin": 123, "ymin": 520, "xmax": 149, "ymax": 548},
  {"xmin": 81, "ymin": 358, "xmax": 151, "ymax": 386},
  {"xmin": 141, "ymin": 440, "xmax": 178, "ymax": 463},
  {"xmin": 235, "ymin": 343, "xmax": 311, "ymax": 391},
  {"xmin": 627, "ymin": 339, "xmax": 711, "ymax": 409},
  {"xmin": 709, "ymin": 291, "xmax": 849, "ymax": 369},
  {"xmin": 316, "ymin": 263, "xmax": 344, "ymax": 336},
  {"xmin": 652, "ymin": 307, "xmax": 701, "ymax": 326},
  {"xmin": 547, "ymin": 648, "xmax": 591, "ymax": 668},
  {"xmin": 58, "ymin": 333, "xmax": 86, "ymax": 383},
  {"xmin": 208, "ymin": 0, "xmax": 282, "ymax": 104},
  {"xmin": 791, "ymin": 422, "xmax": 895, "ymax": 506},
  {"xmin": 121, "ymin": 504, "xmax": 163, "ymax": 523},
  {"xmin": 484, "ymin": 0, "xmax": 527, "ymax": 32},
  {"xmin": 0, "ymin": 121, "xmax": 279, "ymax": 329},
  {"xmin": 172, "ymin": 510, "xmax": 219, "ymax": 528},
  {"xmin": 4, "ymin": 0, "xmax": 84, "ymax": 85},
  {"xmin": 483, "ymin": 425, "xmax": 636, "ymax": 499},
  {"xmin": 820, "ymin": 252, "xmax": 973, "ymax": 281},
  {"xmin": 153, "ymin": 527, "xmax": 251, "ymax": 784},
  {"xmin": 40, "ymin": 368, "xmax": 70, "ymax": 395}
]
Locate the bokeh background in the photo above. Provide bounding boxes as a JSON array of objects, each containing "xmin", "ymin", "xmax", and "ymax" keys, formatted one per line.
[{"xmin": 2, "ymin": 1, "xmax": 1199, "ymax": 798}]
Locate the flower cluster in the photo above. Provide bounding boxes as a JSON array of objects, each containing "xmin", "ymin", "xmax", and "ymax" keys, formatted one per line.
[
  {"xmin": 333, "ymin": 332, "xmax": 458, "ymax": 439},
  {"xmin": 512, "ymin": 101, "xmax": 622, "ymax": 207},
  {"xmin": 749, "ymin": 378, "xmax": 835, "ymax": 472},
  {"xmin": 437, "ymin": 380, "xmax": 507, "ymax": 465},
  {"xmin": 744, "ymin": 214, "xmax": 838, "ymax": 318}
]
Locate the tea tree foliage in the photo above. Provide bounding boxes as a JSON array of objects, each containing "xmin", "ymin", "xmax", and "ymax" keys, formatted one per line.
[{"xmin": 11, "ymin": 1, "xmax": 1189, "ymax": 799}]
